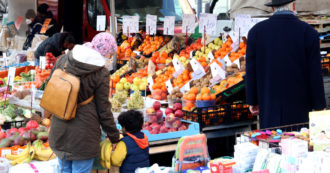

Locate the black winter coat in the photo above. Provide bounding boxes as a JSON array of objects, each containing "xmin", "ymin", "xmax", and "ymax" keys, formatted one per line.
[{"xmin": 246, "ymin": 14, "xmax": 326, "ymax": 129}]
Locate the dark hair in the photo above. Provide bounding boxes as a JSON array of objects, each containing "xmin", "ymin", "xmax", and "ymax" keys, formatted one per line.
[
  {"xmin": 118, "ymin": 110, "xmax": 144, "ymax": 133},
  {"xmin": 37, "ymin": 3, "xmax": 49, "ymax": 15},
  {"xmin": 25, "ymin": 9, "xmax": 36, "ymax": 19},
  {"xmin": 64, "ymin": 34, "xmax": 75, "ymax": 44}
]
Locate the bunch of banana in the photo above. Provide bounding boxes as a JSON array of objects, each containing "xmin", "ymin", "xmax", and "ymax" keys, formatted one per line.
[
  {"xmin": 6, "ymin": 143, "xmax": 35, "ymax": 166},
  {"xmin": 100, "ymin": 140, "xmax": 112, "ymax": 169},
  {"xmin": 33, "ymin": 140, "xmax": 56, "ymax": 161}
]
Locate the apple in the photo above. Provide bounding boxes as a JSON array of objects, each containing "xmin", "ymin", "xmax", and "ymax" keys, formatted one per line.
[
  {"xmin": 156, "ymin": 110, "xmax": 163, "ymax": 119},
  {"xmin": 168, "ymin": 128, "xmax": 177, "ymax": 132},
  {"xmin": 178, "ymin": 124, "xmax": 188, "ymax": 131},
  {"xmin": 18, "ymin": 127, "xmax": 27, "ymax": 134},
  {"xmin": 0, "ymin": 131, "xmax": 6, "ymax": 139},
  {"xmin": 139, "ymin": 83, "xmax": 147, "ymax": 91},
  {"xmin": 145, "ymin": 126, "xmax": 152, "ymax": 131},
  {"xmin": 153, "ymin": 101, "xmax": 161, "ymax": 110},
  {"xmin": 160, "ymin": 126, "xmax": 169, "ymax": 133},
  {"xmin": 133, "ymin": 78, "xmax": 141, "ymax": 86},
  {"xmin": 172, "ymin": 119, "xmax": 182, "ymax": 129},
  {"xmin": 116, "ymin": 83, "xmax": 124, "ymax": 91},
  {"xmin": 120, "ymin": 78, "xmax": 127, "ymax": 84},
  {"xmin": 148, "ymin": 115, "xmax": 158, "ymax": 123},
  {"xmin": 130, "ymin": 85, "xmax": 138, "ymax": 91},
  {"xmin": 174, "ymin": 110, "xmax": 183, "ymax": 118},
  {"xmin": 165, "ymin": 114, "xmax": 176, "ymax": 123},
  {"xmin": 150, "ymin": 123, "xmax": 161, "ymax": 131},
  {"xmin": 150, "ymin": 130, "xmax": 159, "ymax": 134},
  {"xmin": 173, "ymin": 103, "xmax": 182, "ymax": 111},
  {"xmin": 165, "ymin": 108, "xmax": 174, "ymax": 116},
  {"xmin": 124, "ymin": 82, "xmax": 131, "ymax": 90},
  {"xmin": 146, "ymin": 107, "xmax": 156, "ymax": 114}
]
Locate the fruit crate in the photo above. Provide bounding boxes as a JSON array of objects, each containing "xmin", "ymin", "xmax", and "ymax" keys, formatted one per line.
[
  {"xmin": 216, "ymin": 80, "xmax": 245, "ymax": 101},
  {"xmin": 142, "ymin": 120, "xmax": 200, "ymax": 142},
  {"xmin": 182, "ymin": 102, "xmax": 255, "ymax": 129},
  {"xmin": 321, "ymin": 56, "xmax": 330, "ymax": 76},
  {"xmin": 1, "ymin": 120, "xmax": 25, "ymax": 130}
]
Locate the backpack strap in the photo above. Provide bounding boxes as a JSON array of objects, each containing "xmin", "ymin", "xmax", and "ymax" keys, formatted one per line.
[{"xmin": 78, "ymin": 96, "xmax": 94, "ymax": 107}]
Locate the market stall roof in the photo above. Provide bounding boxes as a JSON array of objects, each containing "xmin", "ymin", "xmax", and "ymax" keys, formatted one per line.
[{"xmin": 230, "ymin": 0, "xmax": 330, "ymax": 17}]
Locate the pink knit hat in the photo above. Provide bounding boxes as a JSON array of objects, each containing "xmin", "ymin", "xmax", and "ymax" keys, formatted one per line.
[{"xmin": 90, "ymin": 32, "xmax": 117, "ymax": 57}]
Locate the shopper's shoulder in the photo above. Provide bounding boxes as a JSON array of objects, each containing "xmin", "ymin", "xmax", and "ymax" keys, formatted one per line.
[{"xmin": 250, "ymin": 19, "xmax": 270, "ymax": 32}]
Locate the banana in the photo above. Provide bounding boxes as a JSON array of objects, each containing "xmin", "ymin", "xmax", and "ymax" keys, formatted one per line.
[
  {"xmin": 100, "ymin": 159, "xmax": 106, "ymax": 168},
  {"xmin": 6, "ymin": 143, "xmax": 31, "ymax": 161},
  {"xmin": 100, "ymin": 140, "xmax": 107, "ymax": 162},
  {"xmin": 10, "ymin": 154, "xmax": 31, "ymax": 166}
]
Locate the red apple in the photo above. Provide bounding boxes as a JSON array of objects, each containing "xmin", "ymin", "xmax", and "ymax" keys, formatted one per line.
[
  {"xmin": 172, "ymin": 119, "xmax": 182, "ymax": 129},
  {"xmin": 8, "ymin": 128, "xmax": 18, "ymax": 135},
  {"xmin": 146, "ymin": 107, "xmax": 156, "ymax": 115},
  {"xmin": 173, "ymin": 103, "xmax": 182, "ymax": 111},
  {"xmin": 153, "ymin": 101, "xmax": 161, "ymax": 110},
  {"xmin": 165, "ymin": 108, "xmax": 174, "ymax": 116},
  {"xmin": 148, "ymin": 115, "xmax": 158, "ymax": 123},
  {"xmin": 156, "ymin": 110, "xmax": 163, "ymax": 119},
  {"xmin": 168, "ymin": 128, "xmax": 177, "ymax": 132},
  {"xmin": 0, "ymin": 131, "xmax": 6, "ymax": 139},
  {"xmin": 178, "ymin": 124, "xmax": 188, "ymax": 131},
  {"xmin": 174, "ymin": 110, "xmax": 183, "ymax": 118},
  {"xmin": 160, "ymin": 126, "xmax": 169, "ymax": 133},
  {"xmin": 18, "ymin": 127, "xmax": 27, "ymax": 134},
  {"xmin": 150, "ymin": 123, "xmax": 161, "ymax": 131},
  {"xmin": 165, "ymin": 114, "xmax": 177, "ymax": 123},
  {"xmin": 145, "ymin": 126, "xmax": 152, "ymax": 131}
]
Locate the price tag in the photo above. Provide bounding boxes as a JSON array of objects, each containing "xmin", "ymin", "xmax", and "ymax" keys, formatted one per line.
[
  {"xmin": 223, "ymin": 54, "xmax": 232, "ymax": 66},
  {"xmin": 146, "ymin": 14, "xmax": 157, "ymax": 35},
  {"xmin": 40, "ymin": 18, "xmax": 51, "ymax": 34},
  {"xmin": 210, "ymin": 62, "xmax": 226, "ymax": 84},
  {"xmin": 190, "ymin": 58, "xmax": 206, "ymax": 80},
  {"xmin": 96, "ymin": 15, "xmax": 106, "ymax": 31},
  {"xmin": 165, "ymin": 80, "xmax": 173, "ymax": 94},
  {"xmin": 7, "ymin": 67, "xmax": 16, "ymax": 86},
  {"xmin": 208, "ymin": 52, "xmax": 215, "ymax": 62},
  {"xmin": 39, "ymin": 56, "xmax": 46, "ymax": 69},
  {"xmin": 1, "ymin": 149, "xmax": 11, "ymax": 157},
  {"xmin": 123, "ymin": 16, "xmax": 139, "ymax": 34},
  {"xmin": 147, "ymin": 76, "xmax": 154, "ymax": 91},
  {"xmin": 163, "ymin": 16, "xmax": 175, "ymax": 35},
  {"xmin": 2, "ymin": 52, "xmax": 8, "ymax": 67},
  {"xmin": 217, "ymin": 58, "xmax": 226, "ymax": 69},
  {"xmin": 234, "ymin": 14, "xmax": 251, "ymax": 37},
  {"xmin": 180, "ymin": 81, "xmax": 191, "ymax": 94},
  {"xmin": 199, "ymin": 13, "xmax": 217, "ymax": 35},
  {"xmin": 147, "ymin": 60, "xmax": 156, "ymax": 74},
  {"xmin": 109, "ymin": 16, "xmax": 118, "ymax": 33},
  {"xmin": 233, "ymin": 59, "xmax": 241, "ymax": 69},
  {"xmin": 189, "ymin": 51, "xmax": 193, "ymax": 59},
  {"xmin": 133, "ymin": 51, "xmax": 141, "ymax": 55},
  {"xmin": 231, "ymin": 39, "xmax": 240, "ymax": 52},
  {"xmin": 172, "ymin": 58, "xmax": 184, "ymax": 77},
  {"xmin": 182, "ymin": 14, "xmax": 195, "ymax": 34}
]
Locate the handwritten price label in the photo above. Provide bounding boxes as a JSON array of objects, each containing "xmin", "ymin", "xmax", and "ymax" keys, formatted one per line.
[
  {"xmin": 123, "ymin": 16, "xmax": 139, "ymax": 34},
  {"xmin": 190, "ymin": 58, "xmax": 206, "ymax": 80},
  {"xmin": 199, "ymin": 13, "xmax": 217, "ymax": 35},
  {"xmin": 146, "ymin": 14, "xmax": 157, "ymax": 35},
  {"xmin": 172, "ymin": 58, "xmax": 184, "ymax": 77},
  {"xmin": 182, "ymin": 14, "xmax": 195, "ymax": 33},
  {"xmin": 96, "ymin": 15, "xmax": 106, "ymax": 31},
  {"xmin": 147, "ymin": 76, "xmax": 154, "ymax": 91},
  {"xmin": 166, "ymin": 80, "xmax": 173, "ymax": 94},
  {"xmin": 210, "ymin": 62, "xmax": 226, "ymax": 84},
  {"xmin": 39, "ymin": 56, "xmax": 46, "ymax": 70},
  {"xmin": 164, "ymin": 16, "xmax": 175, "ymax": 35},
  {"xmin": 7, "ymin": 67, "xmax": 16, "ymax": 86}
]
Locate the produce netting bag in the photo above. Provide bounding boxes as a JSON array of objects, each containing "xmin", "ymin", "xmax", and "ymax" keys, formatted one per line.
[{"xmin": 172, "ymin": 134, "xmax": 210, "ymax": 172}]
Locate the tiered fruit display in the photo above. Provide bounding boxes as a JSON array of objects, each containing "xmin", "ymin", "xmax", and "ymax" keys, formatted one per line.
[
  {"xmin": 130, "ymin": 77, "xmax": 148, "ymax": 91},
  {"xmin": 212, "ymin": 71, "xmax": 245, "ymax": 94},
  {"xmin": 182, "ymin": 87, "xmax": 198, "ymax": 111},
  {"xmin": 110, "ymin": 64, "xmax": 130, "ymax": 88},
  {"xmin": 214, "ymin": 37, "xmax": 234, "ymax": 59},
  {"xmin": 193, "ymin": 37, "xmax": 223, "ymax": 63},
  {"xmin": 143, "ymin": 102, "xmax": 187, "ymax": 134},
  {"xmin": 172, "ymin": 70, "xmax": 192, "ymax": 88},
  {"xmin": 117, "ymin": 40, "xmax": 137, "ymax": 60},
  {"xmin": 228, "ymin": 42, "xmax": 246, "ymax": 62},
  {"xmin": 136, "ymin": 35, "xmax": 164, "ymax": 55},
  {"xmin": 115, "ymin": 78, "xmax": 131, "ymax": 92},
  {"xmin": 127, "ymin": 88, "xmax": 144, "ymax": 110},
  {"xmin": 196, "ymin": 87, "xmax": 216, "ymax": 101},
  {"xmin": 179, "ymin": 38, "xmax": 202, "ymax": 59},
  {"xmin": 173, "ymin": 54, "xmax": 190, "ymax": 67},
  {"xmin": 45, "ymin": 53, "xmax": 57, "ymax": 70},
  {"xmin": 99, "ymin": 139, "xmax": 112, "ymax": 169},
  {"xmin": 5, "ymin": 140, "xmax": 56, "ymax": 165},
  {"xmin": 125, "ymin": 67, "xmax": 148, "ymax": 84},
  {"xmin": 152, "ymin": 66, "xmax": 175, "ymax": 91}
]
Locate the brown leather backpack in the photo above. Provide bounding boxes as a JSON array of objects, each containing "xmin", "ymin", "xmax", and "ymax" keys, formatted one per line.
[{"xmin": 40, "ymin": 62, "xmax": 94, "ymax": 120}]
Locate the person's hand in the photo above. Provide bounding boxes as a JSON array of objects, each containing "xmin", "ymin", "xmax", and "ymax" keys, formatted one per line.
[{"xmin": 249, "ymin": 105, "xmax": 259, "ymax": 115}]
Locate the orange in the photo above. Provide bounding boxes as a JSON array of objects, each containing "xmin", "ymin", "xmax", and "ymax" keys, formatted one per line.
[
  {"xmin": 210, "ymin": 94, "xmax": 216, "ymax": 100},
  {"xmin": 201, "ymin": 87, "xmax": 210, "ymax": 94},
  {"xmin": 190, "ymin": 87, "xmax": 199, "ymax": 95},
  {"xmin": 187, "ymin": 93, "xmax": 196, "ymax": 101},
  {"xmin": 202, "ymin": 94, "xmax": 211, "ymax": 100},
  {"xmin": 196, "ymin": 94, "xmax": 203, "ymax": 100}
]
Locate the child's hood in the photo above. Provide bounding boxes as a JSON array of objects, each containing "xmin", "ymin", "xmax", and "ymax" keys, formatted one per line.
[{"xmin": 126, "ymin": 132, "xmax": 149, "ymax": 149}]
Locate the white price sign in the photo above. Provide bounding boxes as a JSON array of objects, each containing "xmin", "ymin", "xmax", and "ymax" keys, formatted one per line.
[
  {"xmin": 172, "ymin": 58, "xmax": 184, "ymax": 77},
  {"xmin": 165, "ymin": 80, "xmax": 173, "ymax": 94},
  {"xmin": 147, "ymin": 76, "xmax": 154, "ymax": 91},
  {"xmin": 123, "ymin": 16, "xmax": 139, "ymax": 34},
  {"xmin": 208, "ymin": 52, "xmax": 215, "ymax": 62},
  {"xmin": 233, "ymin": 58, "xmax": 241, "ymax": 69},
  {"xmin": 39, "ymin": 56, "xmax": 46, "ymax": 69},
  {"xmin": 180, "ymin": 81, "xmax": 191, "ymax": 94},
  {"xmin": 146, "ymin": 14, "xmax": 157, "ymax": 35},
  {"xmin": 96, "ymin": 15, "xmax": 106, "ymax": 31},
  {"xmin": 210, "ymin": 62, "xmax": 226, "ymax": 84},
  {"xmin": 7, "ymin": 67, "xmax": 16, "ymax": 86},
  {"xmin": 199, "ymin": 13, "xmax": 217, "ymax": 35},
  {"xmin": 223, "ymin": 54, "xmax": 232, "ymax": 66},
  {"xmin": 163, "ymin": 16, "xmax": 175, "ymax": 35},
  {"xmin": 234, "ymin": 14, "xmax": 251, "ymax": 37},
  {"xmin": 182, "ymin": 14, "xmax": 195, "ymax": 34},
  {"xmin": 2, "ymin": 52, "xmax": 8, "ymax": 67},
  {"xmin": 190, "ymin": 58, "xmax": 206, "ymax": 80},
  {"xmin": 231, "ymin": 39, "xmax": 240, "ymax": 52},
  {"xmin": 1, "ymin": 149, "xmax": 11, "ymax": 157}
]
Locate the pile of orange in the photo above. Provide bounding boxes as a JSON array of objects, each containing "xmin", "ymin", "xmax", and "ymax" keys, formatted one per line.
[
  {"xmin": 125, "ymin": 66, "xmax": 148, "ymax": 83},
  {"xmin": 196, "ymin": 56, "xmax": 208, "ymax": 69},
  {"xmin": 214, "ymin": 37, "xmax": 233, "ymax": 59},
  {"xmin": 196, "ymin": 87, "xmax": 216, "ymax": 101},
  {"xmin": 212, "ymin": 71, "xmax": 245, "ymax": 94},
  {"xmin": 152, "ymin": 66, "xmax": 175, "ymax": 91},
  {"xmin": 117, "ymin": 40, "xmax": 136, "ymax": 60},
  {"xmin": 182, "ymin": 87, "xmax": 198, "ymax": 111},
  {"xmin": 229, "ymin": 42, "xmax": 247, "ymax": 62},
  {"xmin": 179, "ymin": 38, "xmax": 202, "ymax": 59},
  {"xmin": 136, "ymin": 35, "xmax": 164, "ymax": 55},
  {"xmin": 150, "ymin": 51, "xmax": 171, "ymax": 64},
  {"xmin": 173, "ymin": 70, "xmax": 192, "ymax": 88}
]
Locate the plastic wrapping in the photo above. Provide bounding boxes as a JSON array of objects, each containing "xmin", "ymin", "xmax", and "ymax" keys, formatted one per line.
[
  {"xmin": 0, "ymin": 158, "xmax": 10, "ymax": 173},
  {"xmin": 172, "ymin": 134, "xmax": 210, "ymax": 172}
]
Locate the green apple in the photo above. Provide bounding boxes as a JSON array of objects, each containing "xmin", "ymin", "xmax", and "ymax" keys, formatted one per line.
[
  {"xmin": 214, "ymin": 38, "xmax": 220, "ymax": 45},
  {"xmin": 120, "ymin": 78, "xmax": 127, "ymax": 84},
  {"xmin": 133, "ymin": 77, "xmax": 141, "ymax": 86},
  {"xmin": 124, "ymin": 82, "xmax": 131, "ymax": 90},
  {"xmin": 116, "ymin": 83, "xmax": 124, "ymax": 91},
  {"xmin": 215, "ymin": 46, "xmax": 220, "ymax": 50},
  {"xmin": 130, "ymin": 84, "xmax": 138, "ymax": 91},
  {"xmin": 142, "ymin": 78, "xmax": 147, "ymax": 84},
  {"xmin": 201, "ymin": 46, "xmax": 206, "ymax": 52},
  {"xmin": 139, "ymin": 83, "xmax": 147, "ymax": 90},
  {"xmin": 173, "ymin": 54, "xmax": 180, "ymax": 59}
]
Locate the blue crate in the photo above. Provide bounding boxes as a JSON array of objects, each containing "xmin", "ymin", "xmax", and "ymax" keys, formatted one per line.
[{"xmin": 142, "ymin": 120, "xmax": 200, "ymax": 142}]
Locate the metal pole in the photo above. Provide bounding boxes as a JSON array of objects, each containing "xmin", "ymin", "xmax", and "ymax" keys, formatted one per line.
[
  {"xmin": 197, "ymin": 0, "xmax": 202, "ymax": 19},
  {"xmin": 109, "ymin": 0, "xmax": 117, "ymax": 71}
]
